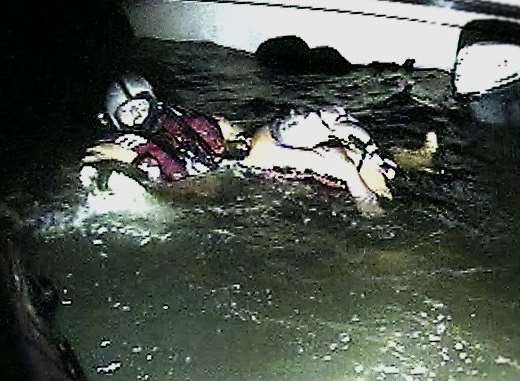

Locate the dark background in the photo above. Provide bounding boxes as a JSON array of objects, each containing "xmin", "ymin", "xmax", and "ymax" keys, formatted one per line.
[
  {"xmin": 3, "ymin": 0, "xmax": 135, "ymax": 193},
  {"xmin": 4, "ymin": 0, "xmax": 134, "ymax": 126}
]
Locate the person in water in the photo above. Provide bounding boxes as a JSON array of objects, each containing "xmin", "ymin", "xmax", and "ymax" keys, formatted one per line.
[{"xmin": 82, "ymin": 74, "xmax": 397, "ymax": 215}]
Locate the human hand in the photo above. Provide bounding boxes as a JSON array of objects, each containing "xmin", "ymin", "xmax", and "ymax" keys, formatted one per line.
[
  {"xmin": 82, "ymin": 143, "xmax": 138, "ymax": 164},
  {"xmin": 114, "ymin": 133, "xmax": 148, "ymax": 150},
  {"xmin": 214, "ymin": 115, "xmax": 245, "ymax": 142}
]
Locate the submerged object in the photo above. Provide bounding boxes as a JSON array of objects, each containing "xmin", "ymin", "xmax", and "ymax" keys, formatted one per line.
[
  {"xmin": 0, "ymin": 240, "xmax": 87, "ymax": 381},
  {"xmin": 391, "ymin": 131, "xmax": 438, "ymax": 171},
  {"xmin": 453, "ymin": 19, "xmax": 520, "ymax": 127}
]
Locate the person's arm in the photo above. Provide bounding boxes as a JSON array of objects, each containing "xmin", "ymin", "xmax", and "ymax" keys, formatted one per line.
[
  {"xmin": 82, "ymin": 143, "xmax": 138, "ymax": 164},
  {"xmin": 82, "ymin": 134, "xmax": 148, "ymax": 164}
]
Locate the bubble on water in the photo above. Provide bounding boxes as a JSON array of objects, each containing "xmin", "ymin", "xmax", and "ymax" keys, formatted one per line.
[
  {"xmin": 339, "ymin": 333, "xmax": 351, "ymax": 343},
  {"xmin": 139, "ymin": 237, "xmax": 151, "ymax": 246},
  {"xmin": 100, "ymin": 340, "xmax": 111, "ymax": 348},
  {"xmin": 436, "ymin": 322, "xmax": 447, "ymax": 335},
  {"xmin": 132, "ymin": 346, "xmax": 143, "ymax": 354}
]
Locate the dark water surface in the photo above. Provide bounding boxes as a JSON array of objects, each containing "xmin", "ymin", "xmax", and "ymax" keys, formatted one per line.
[{"xmin": 5, "ymin": 39, "xmax": 520, "ymax": 380}]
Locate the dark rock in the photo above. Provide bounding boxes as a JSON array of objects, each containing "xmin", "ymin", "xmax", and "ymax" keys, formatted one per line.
[
  {"xmin": 367, "ymin": 61, "xmax": 402, "ymax": 71},
  {"xmin": 402, "ymin": 58, "xmax": 416, "ymax": 71},
  {"xmin": 256, "ymin": 36, "xmax": 352, "ymax": 75},
  {"xmin": 309, "ymin": 46, "xmax": 352, "ymax": 75},
  {"xmin": 256, "ymin": 35, "xmax": 311, "ymax": 72}
]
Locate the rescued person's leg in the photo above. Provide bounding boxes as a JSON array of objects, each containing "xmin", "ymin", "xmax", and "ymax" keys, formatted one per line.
[{"xmin": 309, "ymin": 146, "xmax": 385, "ymax": 217}]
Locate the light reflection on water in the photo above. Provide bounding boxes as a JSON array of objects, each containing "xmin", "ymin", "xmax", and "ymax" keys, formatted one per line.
[
  {"xmin": 12, "ymin": 39, "xmax": 520, "ymax": 380},
  {"xmin": 32, "ymin": 164, "xmax": 520, "ymax": 380}
]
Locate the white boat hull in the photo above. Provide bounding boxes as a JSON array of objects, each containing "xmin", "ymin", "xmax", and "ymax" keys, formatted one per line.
[{"xmin": 125, "ymin": 0, "xmax": 520, "ymax": 70}]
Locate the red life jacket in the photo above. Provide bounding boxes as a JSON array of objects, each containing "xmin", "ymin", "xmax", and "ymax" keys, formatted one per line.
[{"xmin": 132, "ymin": 108, "xmax": 226, "ymax": 183}]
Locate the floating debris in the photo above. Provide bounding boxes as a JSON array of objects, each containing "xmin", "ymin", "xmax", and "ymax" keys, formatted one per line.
[
  {"xmin": 139, "ymin": 237, "xmax": 151, "ymax": 246},
  {"xmin": 375, "ymin": 365, "xmax": 400, "ymax": 375},
  {"xmin": 494, "ymin": 355, "xmax": 520, "ymax": 370},
  {"xmin": 410, "ymin": 365, "xmax": 428, "ymax": 375}
]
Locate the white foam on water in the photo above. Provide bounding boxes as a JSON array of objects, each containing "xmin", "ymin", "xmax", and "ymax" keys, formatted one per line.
[{"xmin": 37, "ymin": 170, "xmax": 182, "ymax": 244}]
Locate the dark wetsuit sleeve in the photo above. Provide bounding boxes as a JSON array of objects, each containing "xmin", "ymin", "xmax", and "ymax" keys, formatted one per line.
[{"xmin": 133, "ymin": 142, "xmax": 188, "ymax": 182}]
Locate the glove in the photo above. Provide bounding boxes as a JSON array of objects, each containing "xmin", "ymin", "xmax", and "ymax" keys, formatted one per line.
[{"xmin": 115, "ymin": 134, "xmax": 148, "ymax": 150}]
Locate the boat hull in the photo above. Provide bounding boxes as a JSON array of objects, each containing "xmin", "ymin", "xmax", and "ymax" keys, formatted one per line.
[{"xmin": 126, "ymin": 0, "xmax": 520, "ymax": 70}]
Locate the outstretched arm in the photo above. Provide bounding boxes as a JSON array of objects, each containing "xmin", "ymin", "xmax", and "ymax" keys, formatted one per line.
[
  {"xmin": 82, "ymin": 134, "xmax": 148, "ymax": 164},
  {"xmin": 82, "ymin": 143, "xmax": 138, "ymax": 164}
]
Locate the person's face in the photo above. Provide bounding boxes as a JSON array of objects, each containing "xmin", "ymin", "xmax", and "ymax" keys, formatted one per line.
[{"xmin": 116, "ymin": 99, "xmax": 150, "ymax": 128}]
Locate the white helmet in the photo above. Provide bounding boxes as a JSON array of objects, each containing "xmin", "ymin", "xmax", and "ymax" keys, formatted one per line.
[{"xmin": 105, "ymin": 74, "xmax": 156, "ymax": 129}]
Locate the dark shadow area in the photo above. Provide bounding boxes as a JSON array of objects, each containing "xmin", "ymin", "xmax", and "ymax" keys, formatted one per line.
[
  {"xmin": 3, "ymin": 0, "xmax": 135, "ymax": 198},
  {"xmin": 0, "ymin": 236, "xmax": 87, "ymax": 381}
]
